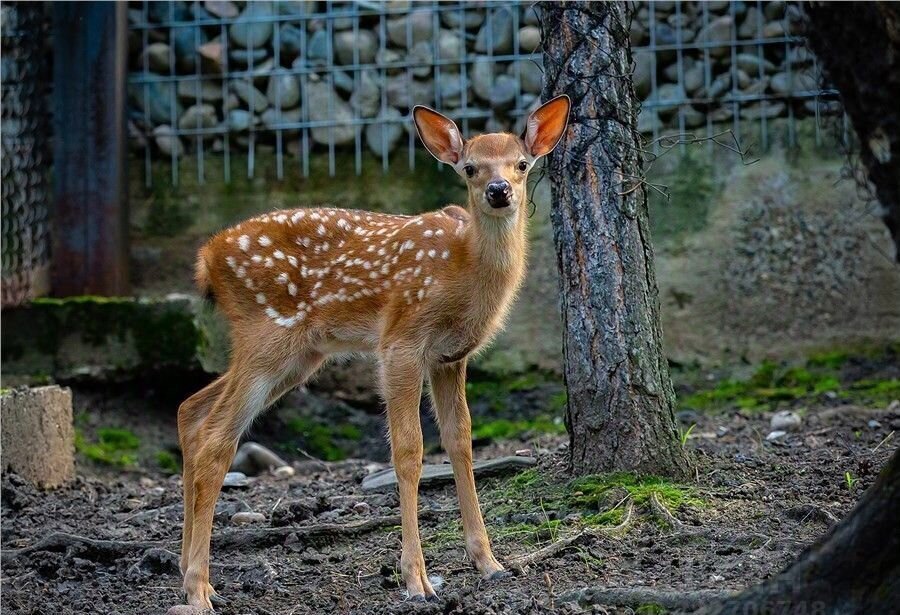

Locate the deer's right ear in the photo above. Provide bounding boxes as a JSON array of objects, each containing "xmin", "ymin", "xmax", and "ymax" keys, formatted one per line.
[{"xmin": 413, "ymin": 106, "xmax": 465, "ymax": 166}]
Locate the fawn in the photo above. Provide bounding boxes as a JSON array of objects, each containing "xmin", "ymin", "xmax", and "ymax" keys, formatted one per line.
[{"xmin": 177, "ymin": 95, "xmax": 570, "ymax": 607}]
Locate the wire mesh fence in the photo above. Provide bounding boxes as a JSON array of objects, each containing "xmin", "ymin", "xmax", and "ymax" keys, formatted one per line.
[
  {"xmin": 1, "ymin": 2, "xmax": 52, "ymax": 307},
  {"xmin": 126, "ymin": 0, "xmax": 840, "ymax": 186}
]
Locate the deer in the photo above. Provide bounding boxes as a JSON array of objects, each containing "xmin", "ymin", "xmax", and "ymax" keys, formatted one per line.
[{"xmin": 176, "ymin": 95, "xmax": 570, "ymax": 608}]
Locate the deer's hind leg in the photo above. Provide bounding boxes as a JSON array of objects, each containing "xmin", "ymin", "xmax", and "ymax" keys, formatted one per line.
[
  {"xmin": 178, "ymin": 375, "xmax": 227, "ymax": 576},
  {"xmin": 181, "ymin": 349, "xmax": 323, "ymax": 609}
]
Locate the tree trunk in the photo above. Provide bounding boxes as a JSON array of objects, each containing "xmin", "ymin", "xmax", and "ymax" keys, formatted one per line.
[
  {"xmin": 540, "ymin": 2, "xmax": 691, "ymax": 479},
  {"xmin": 703, "ymin": 448, "xmax": 900, "ymax": 614},
  {"xmin": 804, "ymin": 2, "xmax": 900, "ymax": 260}
]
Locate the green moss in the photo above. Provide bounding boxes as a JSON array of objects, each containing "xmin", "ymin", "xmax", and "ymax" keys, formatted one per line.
[
  {"xmin": 287, "ymin": 416, "xmax": 362, "ymax": 461},
  {"xmin": 156, "ymin": 450, "xmax": 181, "ymax": 474},
  {"xmin": 2, "ymin": 296, "xmax": 203, "ymax": 378},
  {"xmin": 76, "ymin": 427, "xmax": 140, "ymax": 467},
  {"xmin": 479, "ymin": 468, "xmax": 704, "ymax": 545},
  {"xmin": 636, "ymin": 605, "xmax": 669, "ymax": 615},
  {"xmin": 471, "ymin": 416, "xmax": 566, "ymax": 441}
]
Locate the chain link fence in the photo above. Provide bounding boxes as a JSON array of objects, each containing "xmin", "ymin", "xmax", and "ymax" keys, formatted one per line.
[
  {"xmin": 1, "ymin": 2, "xmax": 52, "ymax": 307},
  {"xmin": 120, "ymin": 0, "xmax": 838, "ymax": 187}
]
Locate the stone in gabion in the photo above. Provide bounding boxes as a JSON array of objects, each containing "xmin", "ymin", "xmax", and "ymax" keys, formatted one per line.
[
  {"xmin": 518, "ymin": 26, "xmax": 541, "ymax": 53},
  {"xmin": 226, "ymin": 108, "xmax": 254, "ymax": 132},
  {"xmin": 475, "ymin": 7, "xmax": 514, "ymax": 55},
  {"xmin": 770, "ymin": 71, "xmax": 817, "ymax": 96},
  {"xmin": 278, "ymin": 24, "xmax": 304, "ymax": 62},
  {"xmin": 229, "ymin": 2, "xmax": 274, "ymax": 49},
  {"xmin": 306, "ymin": 30, "xmax": 329, "ymax": 66},
  {"xmin": 490, "ymin": 75, "xmax": 517, "ymax": 110},
  {"xmin": 385, "ymin": 76, "xmax": 434, "ymax": 109},
  {"xmin": 332, "ymin": 70, "xmax": 355, "ymax": 95},
  {"xmin": 470, "ymin": 58, "xmax": 495, "ymax": 101},
  {"xmin": 205, "ymin": 1, "xmax": 238, "ymax": 19},
  {"xmin": 171, "ymin": 27, "xmax": 207, "ymax": 73},
  {"xmin": 695, "ymin": 16, "xmax": 733, "ymax": 57},
  {"xmin": 507, "ymin": 60, "xmax": 542, "ymax": 96},
  {"xmin": 230, "ymin": 80, "xmax": 269, "ymax": 113},
  {"xmin": 177, "ymin": 79, "xmax": 223, "ymax": 103},
  {"xmin": 142, "ymin": 42, "xmax": 171, "ymax": 73},
  {"xmin": 261, "ymin": 106, "xmax": 302, "ymax": 133},
  {"xmin": 306, "ymin": 80, "xmax": 356, "ymax": 145},
  {"xmin": 436, "ymin": 29, "xmax": 464, "ymax": 64},
  {"xmin": 366, "ymin": 107, "xmax": 404, "ymax": 156},
  {"xmin": 230, "ymin": 47, "xmax": 268, "ymax": 67},
  {"xmin": 130, "ymin": 80, "xmax": 181, "ymax": 125},
  {"xmin": 408, "ymin": 41, "xmax": 434, "ymax": 78},
  {"xmin": 735, "ymin": 53, "xmax": 777, "ymax": 76},
  {"xmin": 387, "ymin": 10, "xmax": 432, "ymax": 48},
  {"xmin": 178, "ymin": 104, "xmax": 218, "ymax": 131},
  {"xmin": 633, "ymin": 50, "xmax": 653, "ymax": 98},
  {"xmin": 349, "ymin": 70, "xmax": 381, "ymax": 119},
  {"xmin": 441, "ymin": 8, "xmax": 484, "ymax": 30},
  {"xmin": 335, "ymin": 30, "xmax": 377, "ymax": 65},
  {"xmin": 266, "ymin": 74, "xmax": 300, "ymax": 109},
  {"xmin": 153, "ymin": 125, "xmax": 183, "ymax": 157}
]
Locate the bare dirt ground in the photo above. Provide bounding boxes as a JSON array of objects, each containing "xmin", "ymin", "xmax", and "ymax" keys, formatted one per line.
[
  {"xmin": 2, "ymin": 350, "xmax": 898, "ymax": 615},
  {"xmin": 3, "ymin": 404, "xmax": 896, "ymax": 614}
]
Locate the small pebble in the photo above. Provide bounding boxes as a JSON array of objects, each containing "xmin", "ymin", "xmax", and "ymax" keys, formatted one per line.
[
  {"xmin": 352, "ymin": 501, "xmax": 371, "ymax": 515},
  {"xmin": 868, "ymin": 419, "xmax": 882, "ymax": 429},
  {"xmin": 709, "ymin": 574, "xmax": 725, "ymax": 582},
  {"xmin": 771, "ymin": 410, "xmax": 802, "ymax": 432},
  {"xmin": 223, "ymin": 471, "xmax": 249, "ymax": 488},
  {"xmin": 231, "ymin": 511, "xmax": 266, "ymax": 525},
  {"xmin": 273, "ymin": 465, "xmax": 295, "ymax": 479},
  {"xmin": 766, "ymin": 430, "xmax": 787, "ymax": 441},
  {"xmin": 514, "ymin": 448, "xmax": 532, "ymax": 457}
]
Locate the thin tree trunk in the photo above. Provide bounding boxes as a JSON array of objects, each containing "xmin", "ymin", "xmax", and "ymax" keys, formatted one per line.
[
  {"xmin": 804, "ymin": 2, "xmax": 900, "ymax": 260},
  {"xmin": 540, "ymin": 2, "xmax": 691, "ymax": 479},
  {"xmin": 703, "ymin": 448, "xmax": 900, "ymax": 614}
]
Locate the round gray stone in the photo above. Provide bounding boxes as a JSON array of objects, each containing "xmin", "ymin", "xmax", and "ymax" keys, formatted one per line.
[
  {"xmin": 335, "ymin": 29, "xmax": 377, "ymax": 65},
  {"xmin": 507, "ymin": 59, "xmax": 543, "ymax": 95},
  {"xmin": 266, "ymin": 74, "xmax": 300, "ymax": 109},
  {"xmin": 178, "ymin": 104, "xmax": 218, "ymax": 130},
  {"xmin": 229, "ymin": 2, "xmax": 274, "ymax": 48},
  {"xmin": 408, "ymin": 41, "xmax": 434, "ymax": 78},
  {"xmin": 490, "ymin": 75, "xmax": 518, "ymax": 110},
  {"xmin": 142, "ymin": 42, "xmax": 171, "ymax": 73},
  {"xmin": 387, "ymin": 10, "xmax": 432, "ymax": 48},
  {"xmin": 230, "ymin": 80, "xmax": 269, "ymax": 112},
  {"xmin": 152, "ymin": 125, "xmax": 184, "ymax": 157},
  {"xmin": 366, "ymin": 107, "xmax": 404, "ymax": 156},
  {"xmin": 519, "ymin": 25, "xmax": 541, "ymax": 52},
  {"xmin": 226, "ymin": 108, "xmax": 254, "ymax": 132},
  {"xmin": 475, "ymin": 7, "xmax": 514, "ymax": 54}
]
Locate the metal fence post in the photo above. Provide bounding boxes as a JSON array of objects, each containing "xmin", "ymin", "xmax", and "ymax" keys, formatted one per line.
[{"xmin": 52, "ymin": 1, "xmax": 129, "ymax": 296}]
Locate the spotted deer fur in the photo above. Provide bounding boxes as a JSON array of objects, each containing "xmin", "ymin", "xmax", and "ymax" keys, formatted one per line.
[{"xmin": 177, "ymin": 96, "xmax": 570, "ymax": 608}]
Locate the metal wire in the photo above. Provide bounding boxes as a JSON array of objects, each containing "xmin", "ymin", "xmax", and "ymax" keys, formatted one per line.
[
  {"xmin": 127, "ymin": 0, "xmax": 839, "ymax": 185},
  {"xmin": 1, "ymin": 2, "xmax": 52, "ymax": 306}
]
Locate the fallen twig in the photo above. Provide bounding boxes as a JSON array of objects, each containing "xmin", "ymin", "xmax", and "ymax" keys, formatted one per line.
[
  {"xmin": 509, "ymin": 503, "xmax": 635, "ymax": 573},
  {"xmin": 559, "ymin": 586, "xmax": 734, "ymax": 611}
]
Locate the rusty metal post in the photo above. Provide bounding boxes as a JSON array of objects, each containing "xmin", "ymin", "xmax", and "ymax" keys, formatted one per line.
[{"xmin": 52, "ymin": 1, "xmax": 129, "ymax": 296}]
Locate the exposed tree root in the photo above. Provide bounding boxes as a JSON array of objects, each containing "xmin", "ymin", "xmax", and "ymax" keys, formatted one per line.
[
  {"xmin": 213, "ymin": 514, "xmax": 414, "ymax": 551},
  {"xmin": 649, "ymin": 492, "xmax": 683, "ymax": 529},
  {"xmin": 3, "ymin": 514, "xmax": 422, "ymax": 563},
  {"xmin": 560, "ymin": 586, "xmax": 734, "ymax": 611},
  {"xmin": 509, "ymin": 503, "xmax": 635, "ymax": 574},
  {"xmin": 1, "ymin": 533, "xmax": 168, "ymax": 564}
]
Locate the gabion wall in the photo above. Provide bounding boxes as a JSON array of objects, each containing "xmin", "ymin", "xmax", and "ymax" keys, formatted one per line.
[
  {"xmin": 1, "ymin": 2, "xmax": 52, "ymax": 306},
  {"xmin": 127, "ymin": 1, "xmax": 831, "ymax": 184}
]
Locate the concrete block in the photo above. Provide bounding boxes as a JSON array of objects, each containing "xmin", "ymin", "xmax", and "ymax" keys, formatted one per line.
[{"xmin": 1, "ymin": 386, "xmax": 75, "ymax": 488}]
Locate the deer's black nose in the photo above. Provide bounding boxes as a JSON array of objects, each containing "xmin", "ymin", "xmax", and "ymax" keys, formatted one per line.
[{"xmin": 485, "ymin": 180, "xmax": 512, "ymax": 208}]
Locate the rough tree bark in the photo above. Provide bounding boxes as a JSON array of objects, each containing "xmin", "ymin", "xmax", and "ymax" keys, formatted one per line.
[
  {"xmin": 540, "ymin": 2, "xmax": 691, "ymax": 479},
  {"xmin": 703, "ymin": 448, "xmax": 900, "ymax": 614},
  {"xmin": 804, "ymin": 2, "xmax": 900, "ymax": 260}
]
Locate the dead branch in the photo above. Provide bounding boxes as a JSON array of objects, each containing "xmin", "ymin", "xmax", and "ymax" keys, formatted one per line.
[{"xmin": 560, "ymin": 586, "xmax": 734, "ymax": 611}]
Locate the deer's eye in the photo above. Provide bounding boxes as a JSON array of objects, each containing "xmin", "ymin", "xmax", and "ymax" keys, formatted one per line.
[
  {"xmin": 464, "ymin": 165, "xmax": 476, "ymax": 178},
  {"xmin": 517, "ymin": 161, "xmax": 528, "ymax": 172}
]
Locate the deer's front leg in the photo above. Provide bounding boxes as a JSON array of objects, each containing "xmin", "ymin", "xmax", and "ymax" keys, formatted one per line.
[
  {"xmin": 381, "ymin": 350, "xmax": 435, "ymax": 600},
  {"xmin": 429, "ymin": 360, "xmax": 505, "ymax": 579}
]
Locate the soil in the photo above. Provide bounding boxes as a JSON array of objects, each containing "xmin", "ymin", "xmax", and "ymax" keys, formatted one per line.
[{"xmin": 2, "ymin": 376, "xmax": 898, "ymax": 615}]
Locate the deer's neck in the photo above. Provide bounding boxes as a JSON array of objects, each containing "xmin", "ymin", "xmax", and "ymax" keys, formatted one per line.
[{"xmin": 464, "ymin": 195, "xmax": 528, "ymax": 290}]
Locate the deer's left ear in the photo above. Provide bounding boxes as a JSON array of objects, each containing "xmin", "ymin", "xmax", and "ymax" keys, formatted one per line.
[{"xmin": 523, "ymin": 95, "xmax": 570, "ymax": 159}]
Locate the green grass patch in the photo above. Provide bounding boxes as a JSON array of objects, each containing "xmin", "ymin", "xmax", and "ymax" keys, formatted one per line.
[
  {"xmin": 471, "ymin": 416, "xmax": 566, "ymax": 441},
  {"xmin": 75, "ymin": 427, "xmax": 140, "ymax": 467},
  {"xmin": 156, "ymin": 450, "xmax": 181, "ymax": 474},
  {"xmin": 287, "ymin": 416, "xmax": 363, "ymax": 461},
  {"xmin": 679, "ymin": 346, "xmax": 900, "ymax": 413}
]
